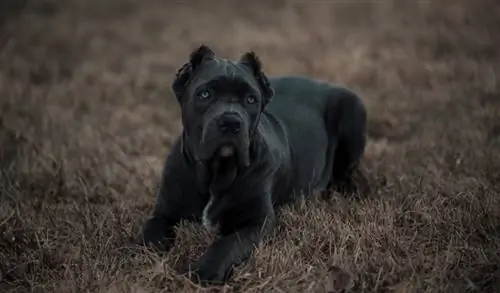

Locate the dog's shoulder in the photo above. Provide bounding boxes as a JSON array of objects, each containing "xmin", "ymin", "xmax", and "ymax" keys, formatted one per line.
[{"xmin": 159, "ymin": 136, "xmax": 197, "ymax": 180}]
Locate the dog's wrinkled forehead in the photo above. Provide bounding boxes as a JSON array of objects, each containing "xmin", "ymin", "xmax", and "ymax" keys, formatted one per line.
[{"xmin": 191, "ymin": 58, "xmax": 260, "ymax": 93}]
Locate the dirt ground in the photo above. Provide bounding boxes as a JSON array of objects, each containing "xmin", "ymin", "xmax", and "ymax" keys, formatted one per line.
[{"xmin": 0, "ymin": 0, "xmax": 499, "ymax": 292}]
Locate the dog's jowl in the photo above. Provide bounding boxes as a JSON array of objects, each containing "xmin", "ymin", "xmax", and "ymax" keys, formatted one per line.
[{"xmin": 137, "ymin": 45, "xmax": 368, "ymax": 284}]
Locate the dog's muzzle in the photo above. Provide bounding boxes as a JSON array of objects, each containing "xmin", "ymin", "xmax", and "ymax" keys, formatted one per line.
[
  {"xmin": 198, "ymin": 110, "xmax": 250, "ymax": 168},
  {"xmin": 214, "ymin": 113, "xmax": 243, "ymax": 157}
]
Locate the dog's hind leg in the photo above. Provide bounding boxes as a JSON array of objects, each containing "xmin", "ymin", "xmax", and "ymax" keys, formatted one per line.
[{"xmin": 325, "ymin": 88, "xmax": 368, "ymax": 195}]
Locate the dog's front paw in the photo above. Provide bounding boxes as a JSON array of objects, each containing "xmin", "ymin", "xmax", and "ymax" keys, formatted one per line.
[
  {"xmin": 136, "ymin": 217, "xmax": 174, "ymax": 252},
  {"xmin": 186, "ymin": 259, "xmax": 232, "ymax": 286}
]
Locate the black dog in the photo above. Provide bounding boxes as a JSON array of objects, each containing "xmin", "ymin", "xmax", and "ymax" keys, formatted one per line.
[{"xmin": 137, "ymin": 45, "xmax": 367, "ymax": 284}]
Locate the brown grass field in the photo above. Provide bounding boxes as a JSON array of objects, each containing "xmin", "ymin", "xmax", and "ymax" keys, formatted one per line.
[{"xmin": 1, "ymin": 0, "xmax": 499, "ymax": 292}]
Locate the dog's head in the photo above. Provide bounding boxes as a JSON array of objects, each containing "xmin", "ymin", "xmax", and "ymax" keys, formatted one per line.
[{"xmin": 172, "ymin": 45, "xmax": 274, "ymax": 192}]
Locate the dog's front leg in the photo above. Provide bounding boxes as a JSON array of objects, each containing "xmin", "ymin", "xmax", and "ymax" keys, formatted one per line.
[
  {"xmin": 189, "ymin": 215, "xmax": 275, "ymax": 285},
  {"xmin": 137, "ymin": 140, "xmax": 200, "ymax": 252}
]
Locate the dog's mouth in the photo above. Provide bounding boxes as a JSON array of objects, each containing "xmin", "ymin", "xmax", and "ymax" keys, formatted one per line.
[
  {"xmin": 207, "ymin": 143, "xmax": 239, "ymax": 193},
  {"xmin": 217, "ymin": 144, "xmax": 236, "ymax": 158},
  {"xmin": 195, "ymin": 138, "xmax": 251, "ymax": 194}
]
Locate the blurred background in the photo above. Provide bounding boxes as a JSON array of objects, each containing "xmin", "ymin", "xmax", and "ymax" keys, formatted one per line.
[{"xmin": 0, "ymin": 0, "xmax": 499, "ymax": 292}]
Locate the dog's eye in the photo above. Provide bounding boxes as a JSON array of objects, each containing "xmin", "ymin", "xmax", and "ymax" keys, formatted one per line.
[
  {"xmin": 198, "ymin": 91, "xmax": 211, "ymax": 100},
  {"xmin": 246, "ymin": 94, "xmax": 257, "ymax": 104}
]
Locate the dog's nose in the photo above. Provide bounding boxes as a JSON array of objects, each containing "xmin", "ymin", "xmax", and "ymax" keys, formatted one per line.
[{"xmin": 217, "ymin": 113, "xmax": 242, "ymax": 134}]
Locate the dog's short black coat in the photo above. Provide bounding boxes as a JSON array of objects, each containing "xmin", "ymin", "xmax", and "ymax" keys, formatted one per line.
[{"xmin": 137, "ymin": 45, "xmax": 367, "ymax": 285}]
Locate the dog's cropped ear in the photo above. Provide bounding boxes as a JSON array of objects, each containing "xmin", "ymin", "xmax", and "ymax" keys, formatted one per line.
[
  {"xmin": 239, "ymin": 51, "xmax": 274, "ymax": 110},
  {"xmin": 172, "ymin": 45, "xmax": 215, "ymax": 102}
]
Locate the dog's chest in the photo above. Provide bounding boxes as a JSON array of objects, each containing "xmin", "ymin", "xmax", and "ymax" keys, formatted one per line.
[{"xmin": 201, "ymin": 196, "xmax": 220, "ymax": 233}]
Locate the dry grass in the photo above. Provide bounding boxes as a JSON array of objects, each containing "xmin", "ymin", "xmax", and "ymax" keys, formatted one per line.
[{"xmin": 1, "ymin": 0, "xmax": 499, "ymax": 292}]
